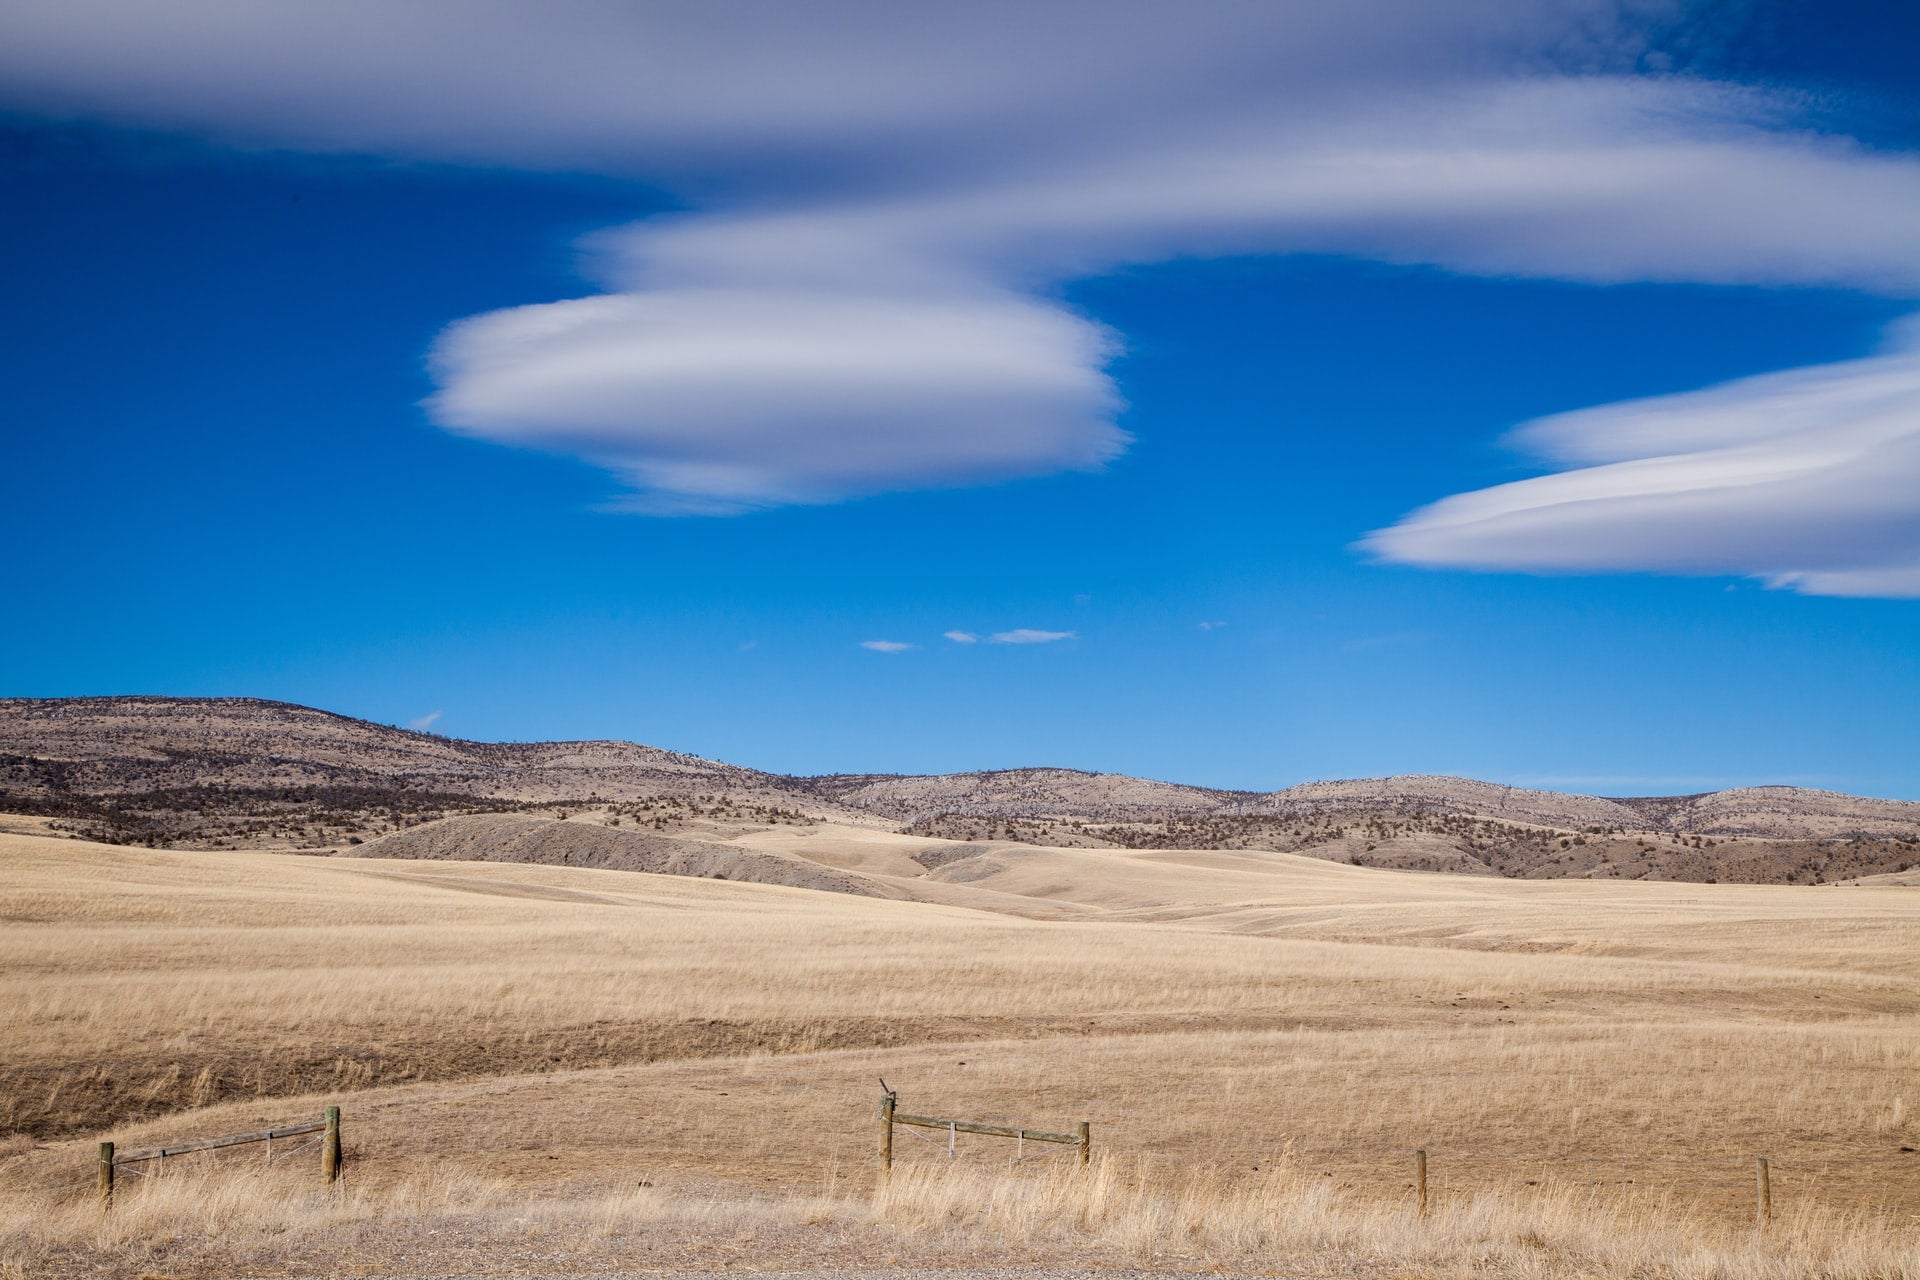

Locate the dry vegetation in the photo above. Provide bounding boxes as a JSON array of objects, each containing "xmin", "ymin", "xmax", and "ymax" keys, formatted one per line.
[
  {"xmin": 2, "ymin": 826, "xmax": 1917, "ymax": 1277},
  {"xmin": 905, "ymin": 808, "xmax": 1920, "ymax": 884},
  {"xmin": 9, "ymin": 696, "xmax": 1920, "ymax": 884},
  {"xmin": 0, "ymin": 696, "xmax": 868, "ymax": 850},
  {"xmin": 5, "ymin": 1151, "xmax": 1916, "ymax": 1280}
]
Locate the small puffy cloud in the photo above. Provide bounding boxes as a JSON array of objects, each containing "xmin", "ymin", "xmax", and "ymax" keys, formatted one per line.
[
  {"xmin": 989, "ymin": 629, "xmax": 1076, "ymax": 644},
  {"xmin": 861, "ymin": 639, "xmax": 915, "ymax": 653},
  {"xmin": 407, "ymin": 710, "xmax": 443, "ymax": 732},
  {"xmin": 1364, "ymin": 317, "xmax": 1920, "ymax": 597},
  {"xmin": 943, "ymin": 630, "xmax": 979, "ymax": 643}
]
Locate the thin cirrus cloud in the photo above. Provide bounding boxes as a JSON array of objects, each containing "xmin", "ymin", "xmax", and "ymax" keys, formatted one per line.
[
  {"xmin": 1364, "ymin": 317, "xmax": 1920, "ymax": 598},
  {"xmin": 860, "ymin": 639, "xmax": 915, "ymax": 654},
  {"xmin": 989, "ymin": 629, "xmax": 1075, "ymax": 645},
  {"xmin": 944, "ymin": 628, "xmax": 1074, "ymax": 644},
  {"xmin": 7, "ymin": 5, "xmax": 1920, "ymax": 583}
]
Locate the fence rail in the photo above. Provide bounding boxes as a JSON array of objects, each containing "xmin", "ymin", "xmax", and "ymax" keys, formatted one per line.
[
  {"xmin": 879, "ymin": 1083, "xmax": 1088, "ymax": 1172},
  {"xmin": 98, "ymin": 1106, "xmax": 341, "ymax": 1206},
  {"xmin": 112, "ymin": 1119, "xmax": 327, "ymax": 1165},
  {"xmin": 894, "ymin": 1112, "xmax": 1084, "ymax": 1146}
]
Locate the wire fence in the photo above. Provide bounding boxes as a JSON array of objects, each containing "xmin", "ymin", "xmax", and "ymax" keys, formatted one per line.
[
  {"xmin": 97, "ymin": 1106, "xmax": 341, "ymax": 1207},
  {"xmin": 875, "ymin": 1090, "xmax": 1920, "ymax": 1220}
]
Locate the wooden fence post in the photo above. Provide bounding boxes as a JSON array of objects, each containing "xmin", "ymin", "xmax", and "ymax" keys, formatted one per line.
[
  {"xmin": 323, "ymin": 1106, "xmax": 341, "ymax": 1185},
  {"xmin": 1078, "ymin": 1121, "xmax": 1090, "ymax": 1168},
  {"xmin": 1755, "ymin": 1157, "xmax": 1771, "ymax": 1226},
  {"xmin": 878, "ymin": 1089, "xmax": 896, "ymax": 1174},
  {"xmin": 98, "ymin": 1142, "xmax": 114, "ymax": 1208},
  {"xmin": 1415, "ymin": 1148, "xmax": 1428, "ymax": 1218}
]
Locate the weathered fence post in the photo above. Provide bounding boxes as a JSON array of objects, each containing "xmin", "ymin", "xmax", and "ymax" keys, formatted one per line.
[
  {"xmin": 1078, "ymin": 1120, "xmax": 1091, "ymax": 1168},
  {"xmin": 878, "ymin": 1088, "xmax": 896, "ymax": 1174},
  {"xmin": 1755, "ymin": 1156, "xmax": 1771, "ymax": 1226},
  {"xmin": 1415, "ymin": 1148, "xmax": 1429, "ymax": 1217},
  {"xmin": 98, "ymin": 1142, "xmax": 114, "ymax": 1208},
  {"xmin": 323, "ymin": 1106, "xmax": 341, "ymax": 1185}
]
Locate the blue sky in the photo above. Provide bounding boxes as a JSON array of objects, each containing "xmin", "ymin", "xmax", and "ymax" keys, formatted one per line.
[{"xmin": 3, "ymin": 2, "xmax": 1919, "ymax": 797}]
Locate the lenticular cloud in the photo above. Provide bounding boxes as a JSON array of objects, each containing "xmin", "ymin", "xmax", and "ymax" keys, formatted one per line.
[
  {"xmin": 426, "ymin": 284, "xmax": 1125, "ymax": 512},
  {"xmin": 414, "ymin": 69, "xmax": 1920, "ymax": 519},
  {"xmin": 1363, "ymin": 319, "xmax": 1920, "ymax": 597},
  {"xmin": 10, "ymin": 1, "xmax": 1920, "ymax": 565}
]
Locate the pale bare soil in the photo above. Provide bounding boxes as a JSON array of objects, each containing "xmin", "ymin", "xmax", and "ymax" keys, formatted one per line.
[{"xmin": 1, "ymin": 828, "xmax": 1916, "ymax": 1278}]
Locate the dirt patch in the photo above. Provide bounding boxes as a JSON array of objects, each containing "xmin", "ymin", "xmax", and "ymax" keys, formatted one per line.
[
  {"xmin": 911, "ymin": 843, "xmax": 993, "ymax": 871},
  {"xmin": 347, "ymin": 813, "xmax": 885, "ymax": 897}
]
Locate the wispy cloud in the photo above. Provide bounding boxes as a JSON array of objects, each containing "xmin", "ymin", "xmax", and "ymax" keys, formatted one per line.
[
  {"xmin": 942, "ymin": 630, "xmax": 979, "ymax": 644},
  {"xmin": 989, "ymin": 629, "xmax": 1075, "ymax": 645},
  {"xmin": 1365, "ymin": 317, "xmax": 1920, "ymax": 598},
  {"xmin": 1198, "ymin": 620, "xmax": 1227, "ymax": 631},
  {"xmin": 407, "ymin": 710, "xmax": 443, "ymax": 732},
  {"xmin": 9, "ymin": 5, "xmax": 1920, "ymax": 540},
  {"xmin": 860, "ymin": 639, "xmax": 915, "ymax": 653}
]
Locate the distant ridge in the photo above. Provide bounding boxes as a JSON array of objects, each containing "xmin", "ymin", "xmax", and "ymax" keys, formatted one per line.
[
  {"xmin": 2, "ymin": 696, "xmax": 1917, "ymax": 883},
  {"xmin": 806, "ymin": 765, "xmax": 1920, "ymax": 839}
]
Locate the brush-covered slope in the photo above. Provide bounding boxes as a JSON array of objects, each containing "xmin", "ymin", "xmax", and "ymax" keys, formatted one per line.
[
  {"xmin": 0, "ymin": 695, "xmax": 875, "ymax": 847},
  {"xmin": 3, "ymin": 696, "xmax": 1917, "ymax": 883},
  {"xmin": 0, "ymin": 695, "xmax": 787, "ymax": 800},
  {"xmin": 803, "ymin": 767, "xmax": 1250, "ymax": 822}
]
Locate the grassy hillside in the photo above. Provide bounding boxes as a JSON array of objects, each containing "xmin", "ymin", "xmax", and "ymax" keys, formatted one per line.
[{"xmin": 2, "ymin": 828, "xmax": 1916, "ymax": 1276}]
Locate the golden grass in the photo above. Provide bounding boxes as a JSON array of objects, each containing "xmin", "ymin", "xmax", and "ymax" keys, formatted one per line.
[
  {"xmin": 2, "ymin": 1149, "xmax": 1914, "ymax": 1280},
  {"xmin": 875, "ymin": 1156, "xmax": 1920, "ymax": 1279},
  {"xmin": 2, "ymin": 828, "xmax": 1918, "ymax": 1275},
  {"xmin": 0, "ymin": 1157, "xmax": 850, "ymax": 1279}
]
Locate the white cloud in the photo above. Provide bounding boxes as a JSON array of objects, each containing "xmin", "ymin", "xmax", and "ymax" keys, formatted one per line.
[
  {"xmin": 407, "ymin": 710, "xmax": 443, "ymax": 732},
  {"xmin": 0, "ymin": 2, "xmax": 1648, "ymax": 176},
  {"xmin": 1198, "ymin": 620, "xmax": 1227, "ymax": 631},
  {"xmin": 1364, "ymin": 317, "xmax": 1920, "ymax": 597},
  {"xmin": 426, "ymin": 285, "xmax": 1124, "ymax": 511},
  {"xmin": 943, "ymin": 630, "xmax": 979, "ymax": 644},
  {"xmin": 9, "ymin": 2, "xmax": 1920, "ymax": 565},
  {"xmin": 420, "ymin": 75, "xmax": 1920, "ymax": 515},
  {"xmin": 990, "ymin": 629, "xmax": 1076, "ymax": 644},
  {"xmin": 861, "ymin": 639, "xmax": 915, "ymax": 653}
]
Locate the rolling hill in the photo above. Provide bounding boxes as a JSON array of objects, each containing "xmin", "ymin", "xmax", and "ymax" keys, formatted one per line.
[{"xmin": 3, "ymin": 695, "xmax": 1917, "ymax": 883}]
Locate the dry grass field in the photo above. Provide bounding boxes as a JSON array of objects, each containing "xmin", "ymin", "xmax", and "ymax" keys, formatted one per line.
[{"xmin": 1, "ymin": 825, "xmax": 1917, "ymax": 1278}]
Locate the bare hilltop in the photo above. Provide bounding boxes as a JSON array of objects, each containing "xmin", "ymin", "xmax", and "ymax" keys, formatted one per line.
[{"xmin": 2, "ymin": 695, "xmax": 1917, "ymax": 884}]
